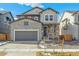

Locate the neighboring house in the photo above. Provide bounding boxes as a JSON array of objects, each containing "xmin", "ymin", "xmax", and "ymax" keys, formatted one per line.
[
  {"xmin": 10, "ymin": 7, "xmax": 59, "ymax": 43},
  {"xmin": 60, "ymin": 11, "xmax": 79, "ymax": 40},
  {"xmin": 0, "ymin": 11, "xmax": 14, "ymax": 34}
]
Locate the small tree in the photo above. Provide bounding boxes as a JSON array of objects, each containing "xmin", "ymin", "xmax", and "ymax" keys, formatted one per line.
[{"xmin": 61, "ymin": 18, "xmax": 70, "ymax": 52}]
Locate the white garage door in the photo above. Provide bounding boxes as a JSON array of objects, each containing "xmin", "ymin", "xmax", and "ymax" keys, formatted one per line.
[{"xmin": 15, "ymin": 31, "xmax": 38, "ymax": 41}]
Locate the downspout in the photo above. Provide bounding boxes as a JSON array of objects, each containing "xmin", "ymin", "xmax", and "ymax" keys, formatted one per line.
[{"xmin": 78, "ymin": 24, "xmax": 79, "ymax": 40}]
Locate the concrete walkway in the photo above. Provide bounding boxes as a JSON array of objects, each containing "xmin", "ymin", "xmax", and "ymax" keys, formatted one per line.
[{"xmin": 5, "ymin": 51, "xmax": 36, "ymax": 56}]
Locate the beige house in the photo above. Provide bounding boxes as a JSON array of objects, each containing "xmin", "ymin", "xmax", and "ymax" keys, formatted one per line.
[{"xmin": 10, "ymin": 7, "xmax": 59, "ymax": 43}]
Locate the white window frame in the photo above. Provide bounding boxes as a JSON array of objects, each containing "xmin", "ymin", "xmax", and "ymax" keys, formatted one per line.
[
  {"xmin": 44, "ymin": 14, "xmax": 54, "ymax": 21},
  {"xmin": 44, "ymin": 14, "xmax": 49, "ymax": 21},
  {"xmin": 78, "ymin": 14, "xmax": 79, "ymax": 21},
  {"xmin": 34, "ymin": 16, "xmax": 38, "ymax": 20},
  {"xmin": 49, "ymin": 15, "xmax": 53, "ymax": 21}
]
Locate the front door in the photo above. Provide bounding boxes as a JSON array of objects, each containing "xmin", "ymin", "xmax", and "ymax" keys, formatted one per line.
[{"xmin": 43, "ymin": 26, "xmax": 48, "ymax": 37}]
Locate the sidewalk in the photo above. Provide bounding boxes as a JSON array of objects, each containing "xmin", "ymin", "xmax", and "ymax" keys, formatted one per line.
[{"xmin": 1, "ymin": 49, "xmax": 79, "ymax": 56}]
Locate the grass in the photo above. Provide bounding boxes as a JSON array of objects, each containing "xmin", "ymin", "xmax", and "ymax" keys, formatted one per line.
[
  {"xmin": 0, "ymin": 51, "xmax": 7, "ymax": 56},
  {"xmin": 36, "ymin": 51, "xmax": 79, "ymax": 56}
]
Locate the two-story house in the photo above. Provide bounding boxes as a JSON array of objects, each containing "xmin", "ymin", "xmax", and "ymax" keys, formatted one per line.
[
  {"xmin": 10, "ymin": 7, "xmax": 59, "ymax": 43},
  {"xmin": 60, "ymin": 11, "xmax": 79, "ymax": 40},
  {"xmin": 0, "ymin": 11, "xmax": 14, "ymax": 34}
]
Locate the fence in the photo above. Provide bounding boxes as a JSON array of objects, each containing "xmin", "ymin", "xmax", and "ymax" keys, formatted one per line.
[
  {"xmin": 59, "ymin": 34, "xmax": 72, "ymax": 41},
  {"xmin": 0, "ymin": 34, "xmax": 10, "ymax": 41}
]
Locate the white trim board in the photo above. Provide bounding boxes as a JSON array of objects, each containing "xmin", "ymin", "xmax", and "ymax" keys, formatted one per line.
[{"xmin": 13, "ymin": 29, "xmax": 39, "ymax": 42}]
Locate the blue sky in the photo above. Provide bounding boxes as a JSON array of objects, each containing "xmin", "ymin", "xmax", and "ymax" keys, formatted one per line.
[{"xmin": 0, "ymin": 3, "xmax": 79, "ymax": 18}]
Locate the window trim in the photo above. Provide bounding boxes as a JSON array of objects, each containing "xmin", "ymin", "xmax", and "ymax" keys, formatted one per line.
[
  {"xmin": 78, "ymin": 14, "xmax": 79, "ymax": 21},
  {"xmin": 24, "ymin": 21, "xmax": 29, "ymax": 25},
  {"xmin": 50, "ymin": 15, "xmax": 53, "ymax": 21},
  {"xmin": 44, "ymin": 14, "xmax": 54, "ymax": 21},
  {"xmin": 45, "ymin": 14, "xmax": 49, "ymax": 21},
  {"xmin": 34, "ymin": 16, "xmax": 38, "ymax": 20},
  {"xmin": 6, "ymin": 17, "xmax": 11, "ymax": 21}
]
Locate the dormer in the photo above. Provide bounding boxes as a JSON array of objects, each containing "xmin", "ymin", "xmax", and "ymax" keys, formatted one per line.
[{"xmin": 40, "ymin": 8, "xmax": 58, "ymax": 24}]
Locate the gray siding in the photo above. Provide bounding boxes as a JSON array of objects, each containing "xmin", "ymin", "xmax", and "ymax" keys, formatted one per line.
[
  {"xmin": 0, "ymin": 23, "xmax": 10, "ymax": 33},
  {"xmin": 0, "ymin": 12, "xmax": 14, "ymax": 34}
]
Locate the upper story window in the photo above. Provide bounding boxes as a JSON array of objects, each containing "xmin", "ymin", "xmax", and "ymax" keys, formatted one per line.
[
  {"xmin": 24, "ymin": 21, "xmax": 29, "ymax": 25},
  {"xmin": 6, "ymin": 17, "xmax": 11, "ymax": 21},
  {"xmin": 45, "ymin": 15, "xmax": 48, "ymax": 21},
  {"xmin": 50, "ymin": 15, "xmax": 53, "ymax": 21},
  {"xmin": 45, "ymin": 14, "xmax": 53, "ymax": 21},
  {"xmin": 78, "ymin": 15, "xmax": 79, "ymax": 21},
  {"xmin": 34, "ymin": 16, "xmax": 38, "ymax": 20}
]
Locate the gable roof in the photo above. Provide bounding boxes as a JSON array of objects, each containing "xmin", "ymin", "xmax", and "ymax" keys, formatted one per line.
[
  {"xmin": 72, "ymin": 11, "xmax": 79, "ymax": 15},
  {"xmin": 60, "ymin": 11, "xmax": 75, "ymax": 22},
  {"xmin": 65, "ymin": 11, "xmax": 75, "ymax": 13},
  {"xmin": 10, "ymin": 18, "xmax": 43, "ymax": 25},
  {"xmin": 0, "ymin": 10, "xmax": 9, "ymax": 14},
  {"xmin": 40, "ymin": 8, "xmax": 59, "ymax": 14},
  {"xmin": 63, "ymin": 11, "xmax": 79, "ymax": 15},
  {"xmin": 21, "ymin": 7, "xmax": 44, "ymax": 15},
  {"xmin": 0, "ymin": 10, "xmax": 14, "ymax": 21},
  {"xmin": 15, "ymin": 7, "xmax": 58, "ymax": 24},
  {"xmin": 21, "ymin": 7, "xmax": 59, "ymax": 15}
]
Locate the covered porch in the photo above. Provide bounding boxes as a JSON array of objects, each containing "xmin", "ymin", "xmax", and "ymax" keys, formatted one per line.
[{"xmin": 42, "ymin": 23, "xmax": 59, "ymax": 40}]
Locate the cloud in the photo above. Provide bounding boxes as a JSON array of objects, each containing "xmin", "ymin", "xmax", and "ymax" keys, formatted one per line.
[
  {"xmin": 18, "ymin": 3, "xmax": 44, "ymax": 8},
  {"xmin": 0, "ymin": 8, "xmax": 5, "ymax": 10},
  {"xmin": 0, "ymin": 0, "xmax": 79, "ymax": 3},
  {"xmin": 0, "ymin": 0, "xmax": 61, "ymax": 3}
]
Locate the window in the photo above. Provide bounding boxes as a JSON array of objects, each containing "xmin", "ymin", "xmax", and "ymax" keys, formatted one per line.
[
  {"xmin": 54, "ymin": 25, "xmax": 56, "ymax": 32},
  {"xmin": 6, "ymin": 17, "xmax": 11, "ymax": 21},
  {"xmin": 78, "ymin": 15, "xmax": 79, "ymax": 21},
  {"xmin": 45, "ymin": 14, "xmax": 53, "ymax": 21},
  {"xmin": 34, "ymin": 16, "xmax": 38, "ymax": 20},
  {"xmin": 24, "ymin": 21, "xmax": 29, "ymax": 25},
  {"xmin": 50, "ymin": 15, "xmax": 53, "ymax": 21},
  {"xmin": 45, "ymin": 15, "xmax": 48, "ymax": 21},
  {"xmin": 52, "ymin": 27, "xmax": 54, "ymax": 32}
]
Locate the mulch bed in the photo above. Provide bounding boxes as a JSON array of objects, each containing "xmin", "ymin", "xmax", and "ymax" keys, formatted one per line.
[
  {"xmin": 36, "ymin": 51, "xmax": 79, "ymax": 56},
  {"xmin": 0, "ymin": 51, "xmax": 7, "ymax": 56}
]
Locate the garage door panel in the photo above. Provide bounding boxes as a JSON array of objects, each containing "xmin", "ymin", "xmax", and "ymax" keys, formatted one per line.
[{"xmin": 15, "ymin": 31, "xmax": 37, "ymax": 41}]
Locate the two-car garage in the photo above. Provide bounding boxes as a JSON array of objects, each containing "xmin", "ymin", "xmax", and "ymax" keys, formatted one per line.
[
  {"xmin": 10, "ymin": 18, "xmax": 42, "ymax": 43},
  {"xmin": 14, "ymin": 29, "xmax": 39, "ymax": 42},
  {"xmin": 15, "ymin": 31, "xmax": 37, "ymax": 41}
]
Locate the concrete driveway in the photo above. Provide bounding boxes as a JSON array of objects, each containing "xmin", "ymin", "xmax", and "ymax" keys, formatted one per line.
[
  {"xmin": 0, "ymin": 42, "xmax": 38, "ymax": 56},
  {"xmin": 0, "ymin": 43, "xmax": 38, "ymax": 49}
]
